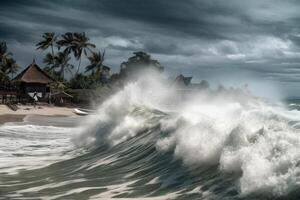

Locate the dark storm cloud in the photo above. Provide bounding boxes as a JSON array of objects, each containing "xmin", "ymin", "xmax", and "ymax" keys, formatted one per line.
[{"xmin": 2, "ymin": 0, "xmax": 300, "ymax": 96}]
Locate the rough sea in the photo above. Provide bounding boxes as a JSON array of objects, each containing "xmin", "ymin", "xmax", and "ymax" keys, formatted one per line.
[{"xmin": 1, "ymin": 76, "xmax": 300, "ymax": 199}]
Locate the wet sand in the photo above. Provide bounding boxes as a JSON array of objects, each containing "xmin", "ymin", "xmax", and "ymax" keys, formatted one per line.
[
  {"xmin": 0, "ymin": 105, "xmax": 78, "ymax": 125},
  {"xmin": 0, "ymin": 114, "xmax": 26, "ymax": 124},
  {"xmin": 0, "ymin": 105, "xmax": 76, "ymax": 116}
]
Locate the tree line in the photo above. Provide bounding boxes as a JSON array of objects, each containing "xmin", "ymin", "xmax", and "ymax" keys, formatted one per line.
[
  {"xmin": 0, "ymin": 42, "xmax": 19, "ymax": 88},
  {"xmin": 36, "ymin": 32, "xmax": 107, "ymax": 88},
  {"xmin": 0, "ymin": 32, "xmax": 164, "ymax": 90}
]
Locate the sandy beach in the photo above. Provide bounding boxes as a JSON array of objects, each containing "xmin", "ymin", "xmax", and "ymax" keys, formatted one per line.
[{"xmin": 0, "ymin": 105, "xmax": 76, "ymax": 124}]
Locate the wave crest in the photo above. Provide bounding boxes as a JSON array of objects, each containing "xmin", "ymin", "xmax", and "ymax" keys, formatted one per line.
[{"xmin": 74, "ymin": 74, "xmax": 300, "ymax": 197}]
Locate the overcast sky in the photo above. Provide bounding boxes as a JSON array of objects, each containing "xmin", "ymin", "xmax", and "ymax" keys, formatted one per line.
[{"xmin": 2, "ymin": 0, "xmax": 300, "ymax": 97}]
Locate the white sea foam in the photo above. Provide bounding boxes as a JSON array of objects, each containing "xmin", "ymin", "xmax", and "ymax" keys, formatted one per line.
[
  {"xmin": 0, "ymin": 124, "xmax": 78, "ymax": 174},
  {"xmin": 158, "ymin": 98, "xmax": 300, "ymax": 196},
  {"xmin": 74, "ymin": 73, "xmax": 300, "ymax": 196},
  {"xmin": 73, "ymin": 72, "xmax": 175, "ymax": 147}
]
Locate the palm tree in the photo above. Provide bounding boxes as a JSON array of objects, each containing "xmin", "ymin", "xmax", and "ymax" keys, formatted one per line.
[
  {"xmin": 43, "ymin": 53, "xmax": 55, "ymax": 67},
  {"xmin": 69, "ymin": 73, "xmax": 94, "ymax": 89},
  {"xmin": 53, "ymin": 51, "xmax": 74, "ymax": 80},
  {"xmin": 85, "ymin": 50, "xmax": 105, "ymax": 82},
  {"xmin": 73, "ymin": 32, "xmax": 96, "ymax": 75},
  {"xmin": 43, "ymin": 65, "xmax": 60, "ymax": 81},
  {"xmin": 56, "ymin": 32, "xmax": 76, "ymax": 55},
  {"xmin": 36, "ymin": 33, "xmax": 58, "ymax": 73},
  {"xmin": 36, "ymin": 33, "xmax": 57, "ymax": 59},
  {"xmin": 0, "ymin": 42, "xmax": 12, "ymax": 61},
  {"xmin": 56, "ymin": 32, "xmax": 96, "ymax": 76},
  {"xmin": 4, "ymin": 58, "xmax": 18, "ymax": 79},
  {"xmin": 0, "ymin": 62, "xmax": 9, "ymax": 85},
  {"xmin": 0, "ymin": 42, "xmax": 18, "ymax": 81},
  {"xmin": 0, "ymin": 67, "xmax": 9, "ymax": 84}
]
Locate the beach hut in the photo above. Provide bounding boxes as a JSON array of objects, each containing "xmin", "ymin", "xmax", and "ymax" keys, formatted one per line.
[
  {"xmin": 12, "ymin": 59, "xmax": 54, "ymax": 102},
  {"xmin": 51, "ymin": 91, "xmax": 73, "ymax": 106}
]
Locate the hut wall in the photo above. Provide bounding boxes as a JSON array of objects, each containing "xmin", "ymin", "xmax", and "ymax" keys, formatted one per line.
[
  {"xmin": 23, "ymin": 83, "xmax": 47, "ymax": 93},
  {"xmin": 20, "ymin": 83, "xmax": 50, "ymax": 101}
]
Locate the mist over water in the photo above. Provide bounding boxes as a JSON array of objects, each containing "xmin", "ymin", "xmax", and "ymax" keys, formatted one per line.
[{"xmin": 2, "ymin": 73, "xmax": 300, "ymax": 199}]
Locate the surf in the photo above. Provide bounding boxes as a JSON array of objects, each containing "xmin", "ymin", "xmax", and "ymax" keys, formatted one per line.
[{"xmin": 1, "ymin": 74, "xmax": 300, "ymax": 199}]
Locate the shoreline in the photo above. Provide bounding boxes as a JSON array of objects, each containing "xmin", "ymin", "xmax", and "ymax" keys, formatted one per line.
[
  {"xmin": 0, "ymin": 105, "xmax": 77, "ymax": 125},
  {"xmin": 0, "ymin": 114, "xmax": 26, "ymax": 124}
]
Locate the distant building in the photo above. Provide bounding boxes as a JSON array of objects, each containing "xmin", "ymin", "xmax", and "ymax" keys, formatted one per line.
[
  {"xmin": 12, "ymin": 59, "xmax": 54, "ymax": 102},
  {"xmin": 173, "ymin": 74, "xmax": 192, "ymax": 87},
  {"xmin": 173, "ymin": 74, "xmax": 210, "ymax": 91},
  {"xmin": 51, "ymin": 91, "xmax": 73, "ymax": 106}
]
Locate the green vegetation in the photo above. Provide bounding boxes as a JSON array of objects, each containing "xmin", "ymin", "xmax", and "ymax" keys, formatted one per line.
[
  {"xmin": 1, "ymin": 33, "xmax": 166, "ymax": 106},
  {"xmin": 36, "ymin": 32, "xmax": 165, "ymax": 91},
  {"xmin": 120, "ymin": 51, "xmax": 164, "ymax": 80},
  {"xmin": 36, "ymin": 32, "xmax": 107, "ymax": 91},
  {"xmin": 85, "ymin": 51, "xmax": 106, "ymax": 84},
  {"xmin": 1, "ymin": 32, "xmax": 165, "ymax": 92},
  {"xmin": 0, "ymin": 33, "xmax": 214, "ymax": 107},
  {"xmin": 0, "ymin": 42, "xmax": 19, "ymax": 87}
]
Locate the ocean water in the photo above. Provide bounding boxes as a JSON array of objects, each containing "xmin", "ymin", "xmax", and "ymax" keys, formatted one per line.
[{"xmin": 1, "ymin": 76, "xmax": 300, "ymax": 199}]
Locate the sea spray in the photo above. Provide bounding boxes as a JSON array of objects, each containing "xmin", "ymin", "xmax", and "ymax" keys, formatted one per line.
[
  {"xmin": 73, "ymin": 72, "xmax": 176, "ymax": 147},
  {"xmin": 2, "ymin": 78, "xmax": 300, "ymax": 199},
  {"xmin": 158, "ymin": 98, "xmax": 300, "ymax": 196},
  {"xmin": 73, "ymin": 73, "xmax": 300, "ymax": 197}
]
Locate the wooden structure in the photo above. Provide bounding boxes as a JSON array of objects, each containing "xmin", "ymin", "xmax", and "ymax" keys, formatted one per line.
[
  {"xmin": 12, "ymin": 59, "xmax": 54, "ymax": 102},
  {"xmin": 0, "ymin": 89, "xmax": 19, "ymax": 104},
  {"xmin": 51, "ymin": 91, "xmax": 73, "ymax": 106}
]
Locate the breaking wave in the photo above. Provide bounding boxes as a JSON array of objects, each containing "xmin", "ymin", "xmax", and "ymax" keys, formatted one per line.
[{"xmin": 2, "ymin": 74, "xmax": 300, "ymax": 199}]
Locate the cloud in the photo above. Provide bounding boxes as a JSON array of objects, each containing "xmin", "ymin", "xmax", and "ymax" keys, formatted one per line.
[{"xmin": 1, "ymin": 0, "xmax": 300, "ymax": 96}]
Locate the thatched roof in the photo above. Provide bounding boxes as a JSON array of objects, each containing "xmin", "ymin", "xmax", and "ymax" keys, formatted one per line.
[
  {"xmin": 13, "ymin": 59, "xmax": 54, "ymax": 84},
  {"xmin": 51, "ymin": 91, "xmax": 73, "ymax": 98}
]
